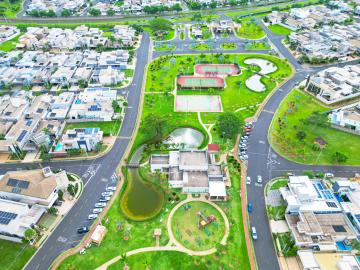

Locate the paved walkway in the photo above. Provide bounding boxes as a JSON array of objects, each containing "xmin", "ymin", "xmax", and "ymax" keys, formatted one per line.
[{"xmin": 94, "ymin": 196, "xmax": 230, "ymax": 270}]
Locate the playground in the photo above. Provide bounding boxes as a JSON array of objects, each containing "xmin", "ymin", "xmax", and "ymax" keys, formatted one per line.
[
  {"xmin": 171, "ymin": 201, "xmax": 226, "ymax": 251},
  {"xmin": 177, "ymin": 75, "xmax": 225, "ymax": 89},
  {"xmin": 194, "ymin": 63, "xmax": 240, "ymax": 77}
]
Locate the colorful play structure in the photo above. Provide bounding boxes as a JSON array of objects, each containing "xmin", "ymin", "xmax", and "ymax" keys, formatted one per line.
[{"xmin": 197, "ymin": 211, "xmax": 216, "ymax": 229}]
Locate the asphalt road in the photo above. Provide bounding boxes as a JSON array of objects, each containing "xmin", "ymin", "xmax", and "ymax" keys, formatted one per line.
[
  {"xmin": 17, "ymin": 33, "xmax": 151, "ymax": 270},
  {"xmin": 0, "ymin": 21, "xmax": 358, "ymax": 270}
]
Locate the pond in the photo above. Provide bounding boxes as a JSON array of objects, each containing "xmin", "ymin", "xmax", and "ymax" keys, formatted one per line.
[
  {"xmin": 245, "ymin": 74, "xmax": 266, "ymax": 92},
  {"xmin": 121, "ymin": 169, "xmax": 163, "ymax": 221},
  {"xmin": 164, "ymin": 128, "xmax": 204, "ymax": 149},
  {"xmin": 244, "ymin": 58, "xmax": 277, "ymax": 75}
]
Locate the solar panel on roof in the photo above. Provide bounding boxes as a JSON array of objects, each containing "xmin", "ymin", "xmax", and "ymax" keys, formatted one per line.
[
  {"xmin": 26, "ymin": 120, "xmax": 32, "ymax": 126},
  {"xmin": 333, "ymin": 225, "xmax": 346, "ymax": 233},
  {"xmin": 0, "ymin": 217, "xmax": 11, "ymax": 225},
  {"xmin": 17, "ymin": 130, "xmax": 28, "ymax": 142},
  {"xmin": 0, "ymin": 210, "xmax": 17, "ymax": 220},
  {"xmin": 7, "ymin": 178, "xmax": 29, "ymax": 189},
  {"xmin": 326, "ymin": 201, "xmax": 337, "ymax": 208}
]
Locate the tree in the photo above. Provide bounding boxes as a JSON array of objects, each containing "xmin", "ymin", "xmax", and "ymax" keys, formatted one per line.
[
  {"xmin": 47, "ymin": 207, "xmax": 58, "ymax": 215},
  {"xmin": 61, "ymin": 9, "xmax": 71, "ymax": 17},
  {"xmin": 24, "ymin": 228, "xmax": 36, "ymax": 243},
  {"xmin": 217, "ymin": 112, "xmax": 244, "ymax": 140},
  {"xmin": 142, "ymin": 113, "xmax": 166, "ymax": 140},
  {"xmin": 296, "ymin": 131, "xmax": 306, "ymax": 141},
  {"xmin": 95, "ymin": 141, "xmax": 103, "ymax": 152},
  {"xmin": 89, "ymin": 8, "xmax": 101, "ymax": 16},
  {"xmin": 148, "ymin": 18, "xmax": 173, "ymax": 33},
  {"xmin": 107, "ymin": 8, "xmax": 115, "ymax": 16},
  {"xmin": 332, "ymin": 152, "xmax": 348, "ymax": 163}
]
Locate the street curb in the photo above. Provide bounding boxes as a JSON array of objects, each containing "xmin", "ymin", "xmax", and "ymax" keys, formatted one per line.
[
  {"xmin": 233, "ymin": 135, "xmax": 258, "ymax": 270},
  {"xmin": 22, "ymin": 172, "xmax": 83, "ymax": 270},
  {"xmin": 50, "ymin": 35, "xmax": 152, "ymax": 270}
]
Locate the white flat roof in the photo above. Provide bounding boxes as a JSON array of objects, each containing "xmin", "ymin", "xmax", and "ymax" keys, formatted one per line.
[
  {"xmin": 298, "ymin": 250, "xmax": 321, "ymax": 269},
  {"xmin": 209, "ymin": 181, "xmax": 226, "ymax": 197}
]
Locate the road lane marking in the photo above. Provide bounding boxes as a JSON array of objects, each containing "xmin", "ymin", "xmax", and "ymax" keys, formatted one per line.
[{"xmin": 263, "ymin": 110, "xmax": 275, "ymax": 114}]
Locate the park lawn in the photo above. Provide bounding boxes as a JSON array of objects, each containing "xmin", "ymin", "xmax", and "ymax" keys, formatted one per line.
[
  {"xmin": 220, "ymin": 42, "xmax": 237, "ymax": 50},
  {"xmin": 140, "ymin": 53, "xmax": 292, "ymax": 149},
  {"xmin": 226, "ymin": 7, "xmax": 272, "ymax": 18},
  {"xmin": 144, "ymin": 27, "xmax": 175, "ymax": 41},
  {"xmin": 0, "ymin": 0, "xmax": 22, "ymax": 18},
  {"xmin": 267, "ymin": 24, "xmax": 292, "ymax": 35},
  {"xmin": 0, "ymin": 239, "xmax": 36, "ymax": 270},
  {"xmin": 235, "ymin": 18, "xmax": 266, "ymax": 40},
  {"xmin": 270, "ymin": 89, "xmax": 360, "ymax": 165},
  {"xmin": 154, "ymin": 43, "xmax": 175, "ymax": 51},
  {"xmin": 171, "ymin": 201, "xmax": 225, "ymax": 251},
  {"xmin": 107, "ymin": 157, "xmax": 251, "ymax": 270},
  {"xmin": 201, "ymin": 25, "xmax": 213, "ymax": 40},
  {"xmin": 0, "ymin": 33, "xmax": 22, "ymax": 52},
  {"xmin": 65, "ymin": 121, "xmax": 121, "ymax": 136},
  {"xmin": 245, "ymin": 41, "xmax": 271, "ymax": 50},
  {"xmin": 190, "ymin": 43, "xmax": 212, "ymax": 51},
  {"xmin": 270, "ymin": 179, "xmax": 288, "ymax": 190}
]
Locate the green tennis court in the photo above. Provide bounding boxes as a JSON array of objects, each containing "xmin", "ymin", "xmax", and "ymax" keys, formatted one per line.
[{"xmin": 177, "ymin": 76, "xmax": 224, "ymax": 89}]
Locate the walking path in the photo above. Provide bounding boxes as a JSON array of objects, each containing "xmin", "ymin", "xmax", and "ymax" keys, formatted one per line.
[
  {"xmin": 94, "ymin": 196, "xmax": 230, "ymax": 270},
  {"xmin": 197, "ymin": 112, "xmax": 213, "ymax": 146}
]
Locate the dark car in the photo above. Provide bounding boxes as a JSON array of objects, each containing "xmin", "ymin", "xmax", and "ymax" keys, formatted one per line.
[
  {"xmin": 77, "ymin": 227, "xmax": 89, "ymax": 234},
  {"xmin": 247, "ymin": 202, "xmax": 253, "ymax": 213}
]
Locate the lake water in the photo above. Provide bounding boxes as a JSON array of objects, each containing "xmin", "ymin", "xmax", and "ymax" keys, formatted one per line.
[
  {"xmin": 164, "ymin": 128, "xmax": 204, "ymax": 149},
  {"xmin": 122, "ymin": 169, "xmax": 163, "ymax": 221}
]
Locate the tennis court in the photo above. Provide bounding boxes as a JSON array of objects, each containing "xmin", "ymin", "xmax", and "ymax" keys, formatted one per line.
[
  {"xmin": 177, "ymin": 76, "xmax": 225, "ymax": 89},
  {"xmin": 195, "ymin": 64, "xmax": 240, "ymax": 76},
  {"xmin": 175, "ymin": 95, "xmax": 223, "ymax": 112}
]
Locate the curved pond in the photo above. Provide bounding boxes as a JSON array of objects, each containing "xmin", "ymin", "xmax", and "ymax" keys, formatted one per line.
[
  {"xmin": 245, "ymin": 74, "xmax": 266, "ymax": 92},
  {"xmin": 164, "ymin": 128, "xmax": 204, "ymax": 149},
  {"xmin": 121, "ymin": 169, "xmax": 163, "ymax": 221},
  {"xmin": 244, "ymin": 58, "xmax": 277, "ymax": 75}
]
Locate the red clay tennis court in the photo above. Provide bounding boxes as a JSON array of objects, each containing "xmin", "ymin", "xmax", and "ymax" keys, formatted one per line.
[
  {"xmin": 177, "ymin": 76, "xmax": 225, "ymax": 89},
  {"xmin": 194, "ymin": 64, "xmax": 240, "ymax": 76}
]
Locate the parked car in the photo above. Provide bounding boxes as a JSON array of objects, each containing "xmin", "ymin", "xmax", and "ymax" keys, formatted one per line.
[
  {"xmin": 251, "ymin": 226, "xmax": 258, "ymax": 240},
  {"xmin": 92, "ymin": 208, "xmax": 103, "ymax": 214},
  {"xmin": 246, "ymin": 176, "xmax": 251, "ymax": 185},
  {"xmin": 101, "ymin": 191, "xmax": 113, "ymax": 197},
  {"xmin": 99, "ymin": 196, "xmax": 111, "ymax": 202},
  {"xmin": 242, "ymin": 136, "xmax": 249, "ymax": 140},
  {"xmin": 88, "ymin": 214, "xmax": 98, "ymax": 220},
  {"xmin": 242, "ymin": 155, "xmax": 248, "ymax": 160},
  {"xmin": 287, "ymin": 172, "xmax": 294, "ymax": 176},
  {"xmin": 95, "ymin": 202, "xmax": 106, "ymax": 208},
  {"xmin": 240, "ymin": 143, "xmax": 246, "ymax": 148},
  {"xmin": 247, "ymin": 203, "xmax": 253, "ymax": 213},
  {"xmin": 325, "ymin": 173, "xmax": 334, "ymax": 178},
  {"xmin": 106, "ymin": 186, "xmax": 116, "ymax": 191},
  {"xmin": 257, "ymin": 175, "xmax": 262, "ymax": 183},
  {"xmin": 77, "ymin": 227, "xmax": 89, "ymax": 234}
]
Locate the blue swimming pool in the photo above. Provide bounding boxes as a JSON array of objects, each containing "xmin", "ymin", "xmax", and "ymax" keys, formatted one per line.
[
  {"xmin": 54, "ymin": 143, "xmax": 63, "ymax": 152},
  {"xmin": 336, "ymin": 241, "xmax": 352, "ymax": 251}
]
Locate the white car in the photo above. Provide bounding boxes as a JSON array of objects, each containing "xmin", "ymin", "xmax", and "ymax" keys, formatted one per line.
[
  {"xmin": 92, "ymin": 208, "xmax": 103, "ymax": 214},
  {"xmin": 246, "ymin": 177, "xmax": 251, "ymax": 185},
  {"xmin": 242, "ymin": 155, "xmax": 248, "ymax": 160},
  {"xmin": 106, "ymin": 186, "xmax": 116, "ymax": 191},
  {"xmin": 257, "ymin": 175, "xmax": 262, "ymax": 183},
  {"xmin": 101, "ymin": 191, "xmax": 114, "ymax": 197},
  {"xmin": 88, "ymin": 214, "xmax": 98, "ymax": 220},
  {"xmin": 251, "ymin": 226, "xmax": 258, "ymax": 240},
  {"xmin": 95, "ymin": 202, "xmax": 106, "ymax": 208},
  {"xmin": 99, "ymin": 196, "xmax": 111, "ymax": 202},
  {"xmin": 325, "ymin": 173, "xmax": 334, "ymax": 178}
]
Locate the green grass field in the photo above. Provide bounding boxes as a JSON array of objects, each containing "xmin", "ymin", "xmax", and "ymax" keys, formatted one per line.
[
  {"xmin": 0, "ymin": 240, "xmax": 36, "ymax": 270},
  {"xmin": 154, "ymin": 43, "xmax": 176, "ymax": 51},
  {"xmin": 106, "ymin": 158, "xmax": 251, "ymax": 270},
  {"xmin": 0, "ymin": 0, "xmax": 23, "ymax": 18},
  {"xmin": 65, "ymin": 121, "xmax": 121, "ymax": 136},
  {"xmin": 144, "ymin": 27, "xmax": 175, "ymax": 41},
  {"xmin": 270, "ymin": 89, "xmax": 360, "ymax": 165},
  {"xmin": 190, "ymin": 43, "xmax": 212, "ymax": 51},
  {"xmin": 236, "ymin": 18, "xmax": 266, "ymax": 40},
  {"xmin": 267, "ymin": 24, "xmax": 292, "ymax": 35},
  {"xmin": 136, "ymin": 53, "xmax": 292, "ymax": 151},
  {"xmin": 171, "ymin": 201, "xmax": 225, "ymax": 251},
  {"xmin": 220, "ymin": 43, "xmax": 237, "ymax": 50},
  {"xmin": 0, "ymin": 33, "xmax": 22, "ymax": 52},
  {"xmin": 245, "ymin": 41, "xmax": 271, "ymax": 50}
]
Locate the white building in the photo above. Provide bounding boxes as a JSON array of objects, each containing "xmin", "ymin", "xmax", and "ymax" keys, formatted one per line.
[
  {"xmin": 150, "ymin": 150, "xmax": 226, "ymax": 200},
  {"xmin": 330, "ymin": 102, "xmax": 360, "ymax": 134}
]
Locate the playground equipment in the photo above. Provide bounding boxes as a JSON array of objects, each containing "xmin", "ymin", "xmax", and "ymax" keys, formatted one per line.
[
  {"xmin": 183, "ymin": 204, "xmax": 192, "ymax": 211},
  {"xmin": 197, "ymin": 211, "xmax": 216, "ymax": 229}
]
